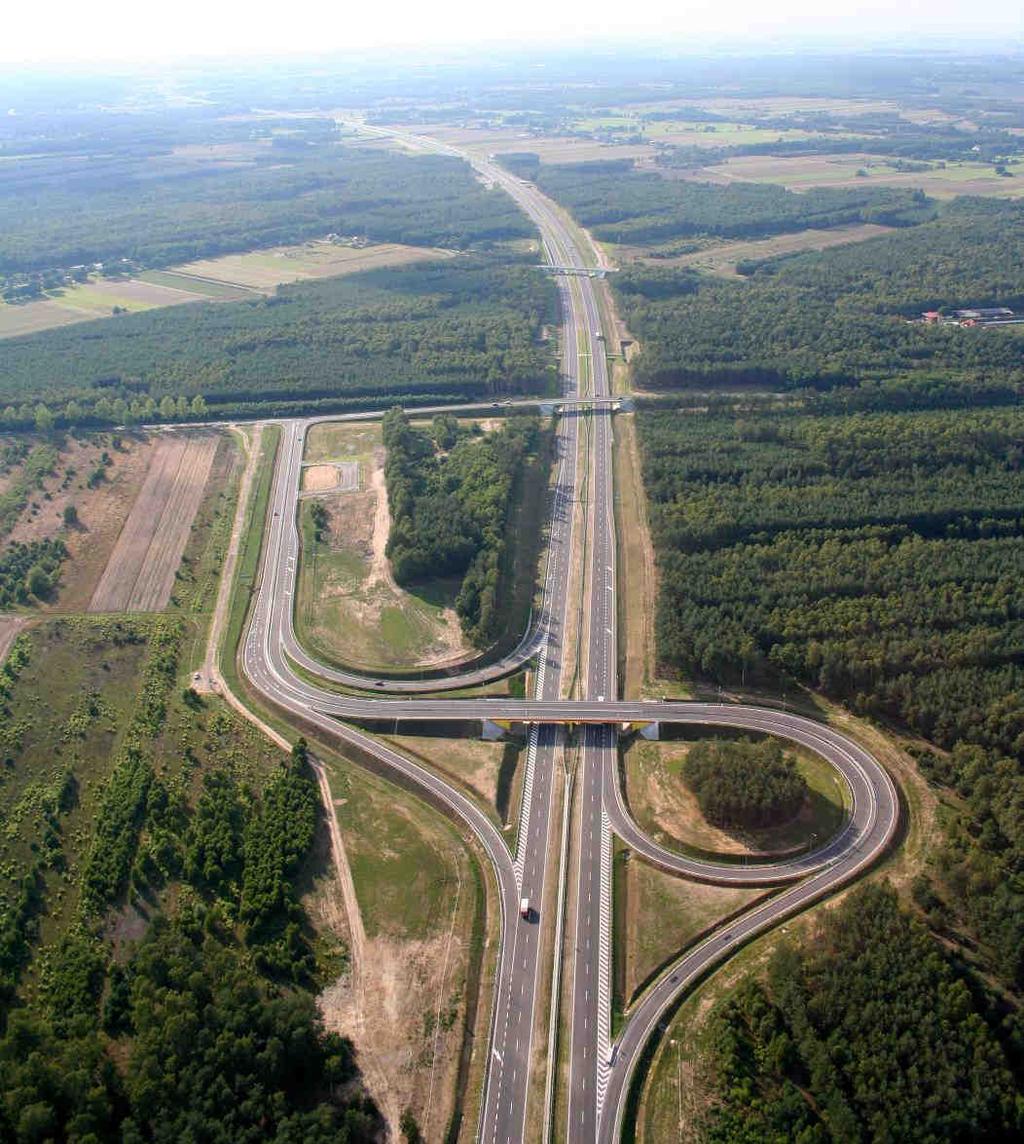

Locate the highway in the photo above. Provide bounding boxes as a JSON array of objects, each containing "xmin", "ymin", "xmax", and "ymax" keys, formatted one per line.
[{"xmin": 238, "ymin": 124, "xmax": 901, "ymax": 1143}]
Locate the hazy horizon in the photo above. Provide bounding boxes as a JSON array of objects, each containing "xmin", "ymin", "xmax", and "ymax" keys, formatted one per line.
[{"xmin": 4, "ymin": 0, "xmax": 1024, "ymax": 67}]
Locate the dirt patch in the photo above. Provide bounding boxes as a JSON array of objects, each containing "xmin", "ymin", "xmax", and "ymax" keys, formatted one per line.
[
  {"xmin": 0, "ymin": 616, "xmax": 26, "ymax": 665},
  {"xmin": 367, "ymin": 457, "xmax": 396, "ymax": 592},
  {"xmin": 299, "ymin": 442, "xmax": 472, "ymax": 671},
  {"xmin": 303, "ymin": 464, "xmax": 341, "ymax": 492},
  {"xmin": 321, "ymin": 931, "xmax": 467, "ymax": 1138},
  {"xmin": 90, "ymin": 433, "xmax": 219, "ymax": 612},
  {"xmin": 3, "ymin": 434, "xmax": 161, "ymax": 611}
]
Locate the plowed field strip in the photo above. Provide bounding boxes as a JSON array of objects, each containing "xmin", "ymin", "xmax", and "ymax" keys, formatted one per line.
[
  {"xmin": 89, "ymin": 435, "xmax": 217, "ymax": 613},
  {"xmin": 89, "ymin": 438, "xmax": 187, "ymax": 612},
  {"xmin": 127, "ymin": 437, "xmax": 218, "ymax": 611}
]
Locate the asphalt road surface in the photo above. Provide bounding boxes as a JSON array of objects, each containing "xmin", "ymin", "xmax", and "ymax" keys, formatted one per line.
[{"xmin": 239, "ymin": 124, "xmax": 900, "ymax": 1143}]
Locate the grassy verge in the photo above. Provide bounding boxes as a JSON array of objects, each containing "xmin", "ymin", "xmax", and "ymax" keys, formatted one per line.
[
  {"xmin": 563, "ymin": 409, "xmax": 592, "ymax": 699},
  {"xmin": 613, "ymin": 414, "xmax": 656, "ymax": 699},
  {"xmin": 383, "ymin": 732, "xmax": 526, "ymax": 845},
  {"xmin": 612, "ymin": 835, "xmax": 629, "ymax": 1037},
  {"xmin": 294, "ymin": 417, "xmax": 553, "ymax": 679},
  {"xmin": 621, "ymin": 856, "xmax": 767, "ymax": 1008},
  {"xmin": 219, "ymin": 424, "xmax": 280, "ymax": 698},
  {"xmin": 284, "ymin": 649, "xmax": 525, "ymax": 699},
  {"xmin": 622, "ymin": 737, "xmax": 849, "ymax": 863}
]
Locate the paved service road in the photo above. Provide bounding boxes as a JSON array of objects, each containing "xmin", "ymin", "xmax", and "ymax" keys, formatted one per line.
[{"xmin": 239, "ymin": 122, "xmax": 901, "ymax": 1144}]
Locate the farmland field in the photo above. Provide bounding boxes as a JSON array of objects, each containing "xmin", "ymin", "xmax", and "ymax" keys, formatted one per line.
[
  {"xmin": 621, "ymin": 221, "xmax": 895, "ymax": 275},
  {"xmin": 0, "ymin": 242, "xmax": 445, "ymax": 340},
  {"xmin": 695, "ymin": 153, "xmax": 1024, "ymax": 197},
  {"xmin": 89, "ymin": 433, "xmax": 220, "ymax": 612},
  {"xmin": 0, "ymin": 276, "xmax": 227, "ymax": 339},
  {"xmin": 414, "ymin": 123, "xmax": 656, "ymax": 165},
  {"xmin": 170, "ymin": 239, "xmax": 454, "ymax": 290}
]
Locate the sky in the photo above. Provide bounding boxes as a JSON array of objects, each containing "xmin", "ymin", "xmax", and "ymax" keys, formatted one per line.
[{"xmin": 3, "ymin": 0, "xmax": 1023, "ymax": 65}]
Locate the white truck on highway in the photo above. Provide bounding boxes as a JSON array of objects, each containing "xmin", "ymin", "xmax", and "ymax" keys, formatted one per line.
[{"xmin": 520, "ymin": 897, "xmax": 531, "ymax": 920}]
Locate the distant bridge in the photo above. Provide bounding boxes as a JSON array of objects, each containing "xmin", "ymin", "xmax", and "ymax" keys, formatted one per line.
[{"xmin": 540, "ymin": 265, "xmax": 614, "ymax": 278}]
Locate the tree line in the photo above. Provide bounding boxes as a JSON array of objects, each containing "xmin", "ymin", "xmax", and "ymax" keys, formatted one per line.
[
  {"xmin": 640, "ymin": 404, "xmax": 1024, "ymax": 764},
  {"xmin": 0, "ymin": 256, "xmax": 558, "ymax": 426},
  {"xmin": 497, "ymin": 154, "xmax": 934, "ymax": 244},
  {"xmin": 0, "ymin": 612, "xmax": 382, "ymax": 1139},
  {"xmin": 0, "ymin": 128, "xmax": 533, "ymax": 275},
  {"xmin": 639, "ymin": 401, "xmax": 1024, "ymax": 1010},
  {"xmin": 615, "ymin": 196, "xmax": 1024, "ymax": 393}
]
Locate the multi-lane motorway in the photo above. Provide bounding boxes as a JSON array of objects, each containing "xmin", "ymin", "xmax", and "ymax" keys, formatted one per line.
[{"xmin": 238, "ymin": 125, "xmax": 900, "ymax": 1143}]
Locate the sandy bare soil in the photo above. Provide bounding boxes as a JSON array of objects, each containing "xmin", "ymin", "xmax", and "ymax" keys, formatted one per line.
[
  {"xmin": 319, "ymin": 915, "xmax": 468, "ymax": 1139},
  {"xmin": 303, "ymin": 464, "xmax": 341, "ymax": 492},
  {"xmin": 302, "ymin": 461, "xmax": 359, "ymax": 494},
  {"xmin": 0, "ymin": 616, "xmax": 26, "ymax": 665},
  {"xmin": 90, "ymin": 434, "xmax": 218, "ymax": 612}
]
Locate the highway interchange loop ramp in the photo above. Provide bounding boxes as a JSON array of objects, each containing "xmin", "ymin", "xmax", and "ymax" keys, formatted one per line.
[{"xmin": 238, "ymin": 125, "xmax": 901, "ymax": 1143}]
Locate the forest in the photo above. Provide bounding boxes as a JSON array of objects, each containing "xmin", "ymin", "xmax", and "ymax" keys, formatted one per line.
[
  {"xmin": 701, "ymin": 884, "xmax": 1022, "ymax": 1141},
  {"xmin": 0, "ymin": 609, "xmax": 381, "ymax": 1139},
  {"xmin": 639, "ymin": 401, "xmax": 1024, "ymax": 999},
  {"xmin": 0, "ymin": 120, "xmax": 532, "ymax": 274},
  {"xmin": 616, "ymin": 196, "xmax": 1024, "ymax": 392},
  {"xmin": 0, "ymin": 257, "xmax": 558, "ymax": 424},
  {"xmin": 383, "ymin": 409, "xmax": 550, "ymax": 645},
  {"xmin": 640, "ymin": 404, "xmax": 1024, "ymax": 759},
  {"xmin": 685, "ymin": 738, "xmax": 807, "ymax": 830},
  {"xmin": 521, "ymin": 158, "xmax": 933, "ymax": 243}
]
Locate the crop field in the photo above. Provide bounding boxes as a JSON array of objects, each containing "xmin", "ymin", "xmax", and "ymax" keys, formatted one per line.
[
  {"xmin": 679, "ymin": 96, "xmax": 903, "ymax": 118},
  {"xmin": 0, "ymin": 276, "xmax": 220, "ymax": 339},
  {"xmin": 644, "ymin": 120, "xmax": 846, "ymax": 148},
  {"xmin": 414, "ymin": 123, "xmax": 655, "ymax": 164},
  {"xmin": 0, "ymin": 242, "xmax": 447, "ymax": 340},
  {"xmin": 628, "ymin": 221, "xmax": 895, "ymax": 275},
  {"xmin": 170, "ymin": 239, "xmax": 453, "ymax": 291},
  {"xmin": 89, "ymin": 433, "xmax": 220, "ymax": 613},
  {"xmin": 695, "ymin": 153, "xmax": 1024, "ymax": 197}
]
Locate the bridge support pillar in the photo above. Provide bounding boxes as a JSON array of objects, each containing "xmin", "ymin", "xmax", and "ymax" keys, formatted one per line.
[{"xmin": 638, "ymin": 721, "xmax": 661, "ymax": 741}]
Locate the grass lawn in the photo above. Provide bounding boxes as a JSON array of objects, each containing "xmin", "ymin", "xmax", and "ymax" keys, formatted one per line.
[
  {"xmin": 323, "ymin": 753, "xmax": 475, "ymax": 942},
  {"xmin": 137, "ymin": 269, "xmax": 252, "ymax": 298},
  {"xmin": 386, "ymin": 733, "xmax": 525, "ymax": 841},
  {"xmin": 618, "ymin": 851, "xmax": 766, "ymax": 1010},
  {"xmin": 170, "ymin": 240, "xmax": 452, "ymax": 291}
]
